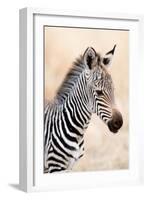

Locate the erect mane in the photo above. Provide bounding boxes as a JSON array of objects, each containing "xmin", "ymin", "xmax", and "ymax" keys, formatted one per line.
[{"xmin": 56, "ymin": 55, "xmax": 86, "ymax": 104}]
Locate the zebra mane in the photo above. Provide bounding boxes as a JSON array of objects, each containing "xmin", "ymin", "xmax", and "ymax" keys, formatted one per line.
[{"xmin": 56, "ymin": 55, "xmax": 86, "ymax": 104}]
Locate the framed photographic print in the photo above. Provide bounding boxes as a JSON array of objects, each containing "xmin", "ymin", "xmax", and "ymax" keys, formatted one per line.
[{"xmin": 19, "ymin": 8, "xmax": 144, "ymax": 192}]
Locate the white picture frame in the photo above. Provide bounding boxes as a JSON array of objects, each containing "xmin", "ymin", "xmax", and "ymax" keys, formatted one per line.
[{"xmin": 19, "ymin": 7, "xmax": 144, "ymax": 192}]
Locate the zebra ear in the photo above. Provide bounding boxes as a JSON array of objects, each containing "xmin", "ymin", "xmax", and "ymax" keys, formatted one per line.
[
  {"xmin": 103, "ymin": 45, "xmax": 116, "ymax": 67},
  {"xmin": 83, "ymin": 47, "xmax": 97, "ymax": 69}
]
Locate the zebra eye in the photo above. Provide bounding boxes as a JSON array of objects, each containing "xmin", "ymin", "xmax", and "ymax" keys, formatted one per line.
[{"xmin": 96, "ymin": 90, "xmax": 103, "ymax": 96}]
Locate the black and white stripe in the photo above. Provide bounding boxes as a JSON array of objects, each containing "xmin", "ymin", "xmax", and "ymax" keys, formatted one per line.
[{"xmin": 44, "ymin": 46, "xmax": 120, "ymax": 173}]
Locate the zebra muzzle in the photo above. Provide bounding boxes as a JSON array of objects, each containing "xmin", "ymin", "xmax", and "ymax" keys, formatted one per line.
[{"xmin": 107, "ymin": 110, "xmax": 123, "ymax": 133}]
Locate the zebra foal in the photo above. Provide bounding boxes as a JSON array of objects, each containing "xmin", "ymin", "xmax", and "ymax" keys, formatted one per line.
[{"xmin": 44, "ymin": 45, "xmax": 123, "ymax": 173}]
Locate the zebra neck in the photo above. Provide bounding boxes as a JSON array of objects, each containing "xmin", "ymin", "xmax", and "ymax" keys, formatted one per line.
[{"xmin": 63, "ymin": 72, "xmax": 92, "ymax": 132}]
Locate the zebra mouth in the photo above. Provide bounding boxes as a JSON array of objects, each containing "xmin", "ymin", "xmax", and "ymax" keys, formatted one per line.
[
  {"xmin": 108, "ymin": 124, "xmax": 118, "ymax": 133},
  {"xmin": 108, "ymin": 120, "xmax": 122, "ymax": 134}
]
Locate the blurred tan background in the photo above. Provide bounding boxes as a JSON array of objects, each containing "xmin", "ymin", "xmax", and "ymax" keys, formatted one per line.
[{"xmin": 44, "ymin": 26, "xmax": 129, "ymax": 171}]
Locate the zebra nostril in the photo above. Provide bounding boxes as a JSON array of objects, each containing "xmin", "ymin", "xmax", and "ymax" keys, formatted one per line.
[{"xmin": 113, "ymin": 120, "xmax": 120, "ymax": 128}]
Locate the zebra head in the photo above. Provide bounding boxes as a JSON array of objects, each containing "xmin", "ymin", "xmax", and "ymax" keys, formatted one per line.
[{"xmin": 83, "ymin": 45, "xmax": 123, "ymax": 133}]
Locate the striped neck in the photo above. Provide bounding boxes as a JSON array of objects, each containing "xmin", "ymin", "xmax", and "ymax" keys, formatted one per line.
[{"xmin": 62, "ymin": 71, "xmax": 92, "ymax": 131}]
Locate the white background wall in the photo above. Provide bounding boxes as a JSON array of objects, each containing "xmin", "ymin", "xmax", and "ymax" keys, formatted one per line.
[{"xmin": 0, "ymin": 0, "xmax": 146, "ymax": 199}]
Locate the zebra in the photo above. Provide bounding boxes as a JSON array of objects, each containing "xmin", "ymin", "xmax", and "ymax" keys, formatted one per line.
[{"xmin": 44, "ymin": 45, "xmax": 123, "ymax": 173}]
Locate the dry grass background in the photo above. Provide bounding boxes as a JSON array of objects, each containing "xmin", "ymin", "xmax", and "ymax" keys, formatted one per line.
[{"xmin": 44, "ymin": 27, "xmax": 129, "ymax": 171}]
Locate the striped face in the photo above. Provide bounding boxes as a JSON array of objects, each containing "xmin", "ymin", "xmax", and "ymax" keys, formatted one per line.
[{"xmin": 83, "ymin": 46, "xmax": 123, "ymax": 133}]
